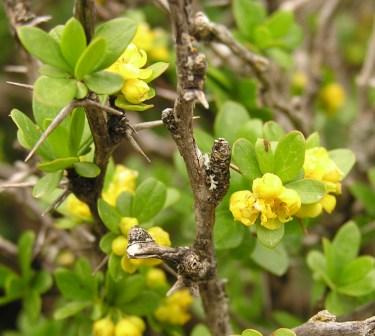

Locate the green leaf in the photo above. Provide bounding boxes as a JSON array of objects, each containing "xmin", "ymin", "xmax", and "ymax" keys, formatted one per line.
[
  {"xmin": 74, "ymin": 37, "xmax": 106, "ymax": 80},
  {"xmin": 144, "ymin": 62, "xmax": 169, "ymax": 83},
  {"xmin": 339, "ymin": 256, "xmax": 375, "ymax": 286},
  {"xmin": 256, "ymin": 223, "xmax": 284, "ymax": 248},
  {"xmin": 94, "ymin": 18, "xmax": 137, "ymax": 69},
  {"xmin": 32, "ymin": 171, "xmax": 62, "ymax": 198},
  {"xmin": 242, "ymin": 329, "xmax": 263, "ymax": 336},
  {"xmin": 233, "ymin": 0, "xmax": 266, "ymax": 39},
  {"xmin": 332, "ymin": 222, "xmax": 361, "ymax": 266},
  {"xmin": 115, "ymin": 274, "xmax": 145, "ymax": 305},
  {"xmin": 191, "ymin": 324, "xmax": 212, "ymax": 336},
  {"xmin": 306, "ymin": 132, "xmax": 320, "ymax": 149},
  {"xmin": 97, "ymin": 199, "xmax": 121, "ymax": 233},
  {"xmin": 33, "ymin": 76, "xmax": 77, "ymax": 127},
  {"xmin": 251, "ymin": 241, "xmax": 289, "ymax": 276},
  {"xmin": 255, "ymin": 138, "xmax": 274, "ymax": 173},
  {"xmin": 337, "ymin": 270, "xmax": 375, "ymax": 297},
  {"xmin": 329, "ymin": 149, "xmax": 355, "ymax": 178},
  {"xmin": 325, "ymin": 291, "xmax": 355, "ymax": 315},
  {"xmin": 10, "ymin": 109, "xmax": 53, "ymax": 160},
  {"xmin": 214, "ymin": 101, "xmax": 250, "ymax": 144},
  {"xmin": 132, "ymin": 178, "xmax": 167, "ymax": 223},
  {"xmin": 17, "ymin": 26, "xmax": 70, "ymax": 72},
  {"xmin": 84, "ymin": 71, "xmax": 123, "ymax": 94},
  {"xmin": 272, "ymin": 328, "xmax": 296, "ymax": 336},
  {"xmin": 214, "ymin": 210, "xmax": 245, "ymax": 249},
  {"xmin": 368, "ymin": 167, "xmax": 375, "ymax": 188},
  {"xmin": 116, "ymin": 192, "xmax": 133, "ymax": 217},
  {"xmin": 38, "ymin": 157, "xmax": 79, "ymax": 172},
  {"xmin": 74, "ymin": 162, "xmax": 101, "ymax": 178},
  {"xmin": 31, "ymin": 271, "xmax": 52, "ymax": 294},
  {"xmin": 306, "ymin": 250, "xmax": 334, "ymax": 289},
  {"xmin": 286, "ymin": 179, "xmax": 325, "ymax": 204},
  {"xmin": 124, "ymin": 291, "xmax": 161, "ymax": 315},
  {"xmin": 265, "ymin": 11, "xmax": 294, "ymax": 39},
  {"xmin": 18, "ymin": 231, "xmax": 35, "ymax": 279},
  {"xmin": 115, "ymin": 96, "xmax": 154, "ymax": 111},
  {"xmin": 232, "ymin": 138, "xmax": 262, "ymax": 181},
  {"xmin": 108, "ymin": 254, "xmax": 123, "ymax": 281},
  {"xmin": 254, "ymin": 26, "xmax": 274, "ymax": 49},
  {"xmin": 263, "ymin": 121, "xmax": 285, "ymax": 141},
  {"xmin": 69, "ymin": 107, "xmax": 87, "ymax": 155},
  {"xmin": 350, "ymin": 183, "xmax": 375, "ymax": 216},
  {"xmin": 61, "ymin": 18, "xmax": 87, "ymax": 68},
  {"xmin": 54, "ymin": 301, "xmax": 90, "ymax": 320},
  {"xmin": 236, "ymin": 119, "xmax": 263, "ymax": 145},
  {"xmin": 55, "ymin": 269, "xmax": 96, "ymax": 301},
  {"xmin": 274, "ymin": 131, "xmax": 305, "ymax": 183},
  {"xmin": 99, "ymin": 232, "xmax": 117, "ymax": 254},
  {"xmin": 24, "ymin": 290, "xmax": 41, "ymax": 321},
  {"xmin": 164, "ymin": 188, "xmax": 181, "ymax": 209},
  {"xmin": 39, "ymin": 65, "xmax": 70, "ymax": 78}
]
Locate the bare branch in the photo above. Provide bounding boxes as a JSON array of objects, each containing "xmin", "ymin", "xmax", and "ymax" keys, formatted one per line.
[{"xmin": 294, "ymin": 310, "xmax": 375, "ymax": 336}]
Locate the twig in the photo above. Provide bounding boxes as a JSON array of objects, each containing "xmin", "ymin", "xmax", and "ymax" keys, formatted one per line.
[
  {"xmin": 293, "ymin": 310, "xmax": 375, "ymax": 336},
  {"xmin": 0, "ymin": 236, "xmax": 18, "ymax": 258},
  {"xmin": 134, "ymin": 116, "xmax": 199, "ymax": 131}
]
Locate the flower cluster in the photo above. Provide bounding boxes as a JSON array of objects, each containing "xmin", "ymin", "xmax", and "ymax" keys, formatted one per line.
[
  {"xmin": 107, "ymin": 43, "xmax": 155, "ymax": 105},
  {"xmin": 230, "ymin": 173, "xmax": 301, "ymax": 230},
  {"xmin": 111, "ymin": 217, "xmax": 171, "ymax": 273},
  {"xmin": 64, "ymin": 165, "xmax": 138, "ymax": 220},
  {"xmin": 296, "ymin": 147, "xmax": 343, "ymax": 218},
  {"xmin": 93, "ymin": 315, "xmax": 145, "ymax": 336},
  {"xmin": 155, "ymin": 289, "xmax": 193, "ymax": 325}
]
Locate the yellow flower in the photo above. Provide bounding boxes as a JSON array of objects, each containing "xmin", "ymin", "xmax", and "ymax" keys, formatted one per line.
[
  {"xmin": 119, "ymin": 217, "xmax": 139, "ymax": 236},
  {"xmin": 107, "ymin": 43, "xmax": 155, "ymax": 106},
  {"xmin": 146, "ymin": 268, "xmax": 167, "ymax": 288},
  {"xmin": 102, "ymin": 165, "xmax": 138, "ymax": 206},
  {"xmin": 320, "ymin": 83, "xmax": 346, "ymax": 114},
  {"xmin": 133, "ymin": 23, "xmax": 169, "ymax": 62},
  {"xmin": 229, "ymin": 190, "xmax": 258, "ymax": 226},
  {"xmin": 93, "ymin": 318, "xmax": 115, "ymax": 336},
  {"xmin": 112, "ymin": 236, "xmax": 128, "ymax": 256},
  {"xmin": 253, "ymin": 173, "xmax": 284, "ymax": 199},
  {"xmin": 229, "ymin": 174, "xmax": 301, "ymax": 230},
  {"xmin": 296, "ymin": 147, "xmax": 343, "ymax": 218},
  {"xmin": 65, "ymin": 194, "xmax": 92, "ymax": 221},
  {"xmin": 115, "ymin": 317, "xmax": 143, "ymax": 336},
  {"xmin": 121, "ymin": 79, "xmax": 154, "ymax": 104},
  {"xmin": 155, "ymin": 289, "xmax": 193, "ymax": 325}
]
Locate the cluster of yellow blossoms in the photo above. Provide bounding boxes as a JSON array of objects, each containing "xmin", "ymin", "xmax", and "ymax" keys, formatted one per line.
[
  {"xmin": 230, "ymin": 173, "xmax": 301, "ymax": 230},
  {"xmin": 65, "ymin": 165, "xmax": 138, "ymax": 220},
  {"xmin": 111, "ymin": 217, "xmax": 171, "ymax": 273},
  {"xmin": 155, "ymin": 288, "xmax": 193, "ymax": 325},
  {"xmin": 296, "ymin": 147, "xmax": 343, "ymax": 218},
  {"xmin": 107, "ymin": 43, "xmax": 155, "ymax": 105},
  {"xmin": 93, "ymin": 315, "xmax": 145, "ymax": 336}
]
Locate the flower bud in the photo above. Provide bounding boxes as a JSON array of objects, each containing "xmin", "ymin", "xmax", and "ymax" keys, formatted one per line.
[
  {"xmin": 122, "ymin": 79, "xmax": 151, "ymax": 104},
  {"xmin": 93, "ymin": 318, "xmax": 115, "ymax": 336},
  {"xmin": 112, "ymin": 236, "xmax": 128, "ymax": 256}
]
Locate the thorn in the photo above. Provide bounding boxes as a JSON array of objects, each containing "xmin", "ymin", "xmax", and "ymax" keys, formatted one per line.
[
  {"xmin": 25, "ymin": 102, "xmax": 77, "ymax": 162},
  {"xmin": 167, "ymin": 276, "xmax": 186, "ymax": 296},
  {"xmin": 4, "ymin": 65, "xmax": 28, "ymax": 73},
  {"xmin": 230, "ymin": 163, "xmax": 242, "ymax": 174},
  {"xmin": 134, "ymin": 116, "xmax": 200, "ymax": 131},
  {"xmin": 126, "ymin": 130, "xmax": 151, "ymax": 163},
  {"xmin": 6, "ymin": 81, "xmax": 33, "ymax": 90},
  {"xmin": 195, "ymin": 90, "xmax": 209, "ymax": 109}
]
